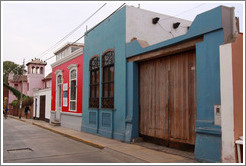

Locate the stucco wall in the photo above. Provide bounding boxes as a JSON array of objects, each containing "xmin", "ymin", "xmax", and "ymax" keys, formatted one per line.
[
  {"xmin": 8, "ymin": 81, "xmax": 28, "ymax": 104},
  {"xmin": 126, "ymin": 6, "xmax": 237, "ymax": 163},
  {"xmin": 232, "ymin": 34, "xmax": 243, "ymax": 163},
  {"xmin": 220, "ymin": 33, "xmax": 243, "ymax": 163},
  {"xmin": 231, "ymin": 34, "xmax": 243, "ymax": 142},
  {"xmin": 126, "ymin": 6, "xmax": 192, "ymax": 45},
  {"xmin": 33, "ymin": 88, "xmax": 51, "ymax": 120},
  {"xmin": 220, "ymin": 42, "xmax": 235, "ymax": 162},
  {"xmin": 51, "ymin": 54, "xmax": 83, "ymax": 114},
  {"xmin": 44, "ymin": 79, "xmax": 52, "ymax": 88},
  {"xmin": 27, "ymin": 63, "xmax": 46, "ymax": 97},
  {"xmin": 82, "ymin": 6, "xmax": 126, "ymax": 141},
  {"xmin": 60, "ymin": 112, "xmax": 82, "ymax": 131}
]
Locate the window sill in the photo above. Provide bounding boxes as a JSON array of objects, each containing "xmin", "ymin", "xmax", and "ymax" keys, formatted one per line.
[
  {"xmin": 100, "ymin": 108, "xmax": 116, "ymax": 111},
  {"xmin": 61, "ymin": 112, "xmax": 82, "ymax": 117}
]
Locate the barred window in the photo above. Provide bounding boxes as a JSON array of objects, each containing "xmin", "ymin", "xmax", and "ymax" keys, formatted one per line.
[
  {"xmin": 89, "ymin": 56, "xmax": 100, "ymax": 108},
  {"xmin": 102, "ymin": 51, "xmax": 114, "ymax": 109},
  {"xmin": 69, "ymin": 69, "xmax": 77, "ymax": 111},
  {"xmin": 57, "ymin": 74, "xmax": 62, "ymax": 108}
]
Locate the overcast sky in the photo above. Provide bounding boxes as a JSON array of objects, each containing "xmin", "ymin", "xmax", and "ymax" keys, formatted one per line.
[{"xmin": 1, "ymin": 1, "xmax": 244, "ymax": 76}]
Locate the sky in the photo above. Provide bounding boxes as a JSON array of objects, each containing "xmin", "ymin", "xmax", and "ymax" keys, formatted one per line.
[{"xmin": 1, "ymin": 1, "xmax": 244, "ymax": 76}]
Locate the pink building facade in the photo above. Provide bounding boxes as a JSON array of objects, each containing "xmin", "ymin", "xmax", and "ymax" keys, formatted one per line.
[
  {"xmin": 26, "ymin": 59, "xmax": 47, "ymax": 96},
  {"xmin": 7, "ymin": 59, "xmax": 47, "ymax": 105},
  {"xmin": 8, "ymin": 73, "xmax": 28, "ymax": 104}
]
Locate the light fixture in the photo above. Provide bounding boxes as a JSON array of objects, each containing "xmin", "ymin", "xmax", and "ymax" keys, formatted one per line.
[
  {"xmin": 152, "ymin": 17, "xmax": 160, "ymax": 24},
  {"xmin": 173, "ymin": 22, "xmax": 180, "ymax": 29}
]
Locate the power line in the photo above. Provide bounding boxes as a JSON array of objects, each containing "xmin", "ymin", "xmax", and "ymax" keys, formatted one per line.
[
  {"xmin": 159, "ymin": 3, "xmax": 205, "ymax": 22},
  {"xmin": 44, "ymin": 3, "xmax": 126, "ymax": 62},
  {"xmin": 27, "ymin": 3, "xmax": 107, "ymax": 63},
  {"xmin": 157, "ymin": 22, "xmax": 174, "ymax": 37},
  {"xmin": 71, "ymin": 3, "xmax": 126, "ymax": 45}
]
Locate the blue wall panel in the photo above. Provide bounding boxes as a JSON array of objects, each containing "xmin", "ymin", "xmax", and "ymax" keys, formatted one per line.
[
  {"xmin": 194, "ymin": 30, "xmax": 224, "ymax": 162},
  {"xmin": 82, "ymin": 7, "xmax": 126, "ymax": 141},
  {"xmin": 195, "ymin": 133, "xmax": 221, "ymax": 163},
  {"xmin": 125, "ymin": 62, "xmax": 139, "ymax": 142}
]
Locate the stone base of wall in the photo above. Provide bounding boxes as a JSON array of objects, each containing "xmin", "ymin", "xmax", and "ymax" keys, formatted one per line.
[
  {"xmin": 50, "ymin": 111, "xmax": 56, "ymax": 122},
  {"xmin": 50, "ymin": 111, "xmax": 82, "ymax": 131},
  {"xmin": 60, "ymin": 112, "xmax": 82, "ymax": 131}
]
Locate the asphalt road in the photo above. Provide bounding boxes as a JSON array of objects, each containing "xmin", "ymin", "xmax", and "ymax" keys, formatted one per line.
[{"xmin": 3, "ymin": 118, "xmax": 145, "ymax": 163}]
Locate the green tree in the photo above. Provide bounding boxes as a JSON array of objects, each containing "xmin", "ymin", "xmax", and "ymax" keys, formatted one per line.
[
  {"xmin": 3, "ymin": 61, "xmax": 26, "ymax": 83},
  {"xmin": 3, "ymin": 82, "xmax": 33, "ymax": 119}
]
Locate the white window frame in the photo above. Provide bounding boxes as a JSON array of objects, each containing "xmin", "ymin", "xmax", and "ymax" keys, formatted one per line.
[
  {"xmin": 68, "ymin": 64, "xmax": 78, "ymax": 112},
  {"xmin": 55, "ymin": 70, "xmax": 63, "ymax": 112}
]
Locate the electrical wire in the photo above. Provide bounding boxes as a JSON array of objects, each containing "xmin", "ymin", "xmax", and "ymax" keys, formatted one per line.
[
  {"xmin": 26, "ymin": 3, "xmax": 107, "ymax": 63},
  {"xmin": 159, "ymin": 3, "xmax": 205, "ymax": 22},
  {"xmin": 157, "ymin": 22, "xmax": 174, "ymax": 37},
  {"xmin": 44, "ymin": 3, "xmax": 126, "ymax": 62}
]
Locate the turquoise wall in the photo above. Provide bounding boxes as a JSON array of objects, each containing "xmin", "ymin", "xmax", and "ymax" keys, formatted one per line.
[
  {"xmin": 125, "ymin": 62, "xmax": 139, "ymax": 142},
  {"xmin": 126, "ymin": 6, "xmax": 228, "ymax": 162},
  {"xmin": 82, "ymin": 5, "xmax": 231, "ymax": 162},
  {"xmin": 82, "ymin": 7, "xmax": 127, "ymax": 141},
  {"xmin": 194, "ymin": 29, "xmax": 224, "ymax": 163}
]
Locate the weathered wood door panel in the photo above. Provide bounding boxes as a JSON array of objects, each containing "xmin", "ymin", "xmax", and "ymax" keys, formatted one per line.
[
  {"xmin": 155, "ymin": 58, "xmax": 170, "ymax": 140},
  {"xmin": 169, "ymin": 51, "xmax": 196, "ymax": 145},
  {"xmin": 139, "ymin": 50, "xmax": 196, "ymax": 146},
  {"xmin": 139, "ymin": 60, "xmax": 156, "ymax": 137},
  {"xmin": 40, "ymin": 95, "xmax": 46, "ymax": 120}
]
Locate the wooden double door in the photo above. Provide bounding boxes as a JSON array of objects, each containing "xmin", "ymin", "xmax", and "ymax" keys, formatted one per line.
[{"xmin": 139, "ymin": 50, "xmax": 196, "ymax": 148}]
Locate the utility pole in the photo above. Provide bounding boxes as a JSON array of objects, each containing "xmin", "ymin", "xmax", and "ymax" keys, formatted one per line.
[{"xmin": 19, "ymin": 58, "xmax": 25, "ymax": 119}]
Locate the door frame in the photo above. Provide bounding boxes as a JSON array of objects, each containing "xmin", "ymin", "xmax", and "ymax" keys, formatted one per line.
[
  {"xmin": 138, "ymin": 50, "xmax": 197, "ymax": 151},
  {"xmin": 55, "ymin": 70, "xmax": 63, "ymax": 121}
]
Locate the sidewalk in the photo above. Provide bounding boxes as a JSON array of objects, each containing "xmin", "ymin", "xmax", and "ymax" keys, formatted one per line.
[{"xmin": 9, "ymin": 116, "xmax": 196, "ymax": 163}]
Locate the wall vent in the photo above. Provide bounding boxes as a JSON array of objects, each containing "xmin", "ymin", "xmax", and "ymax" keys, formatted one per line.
[
  {"xmin": 102, "ymin": 113, "xmax": 111, "ymax": 127},
  {"xmin": 89, "ymin": 112, "xmax": 96, "ymax": 124}
]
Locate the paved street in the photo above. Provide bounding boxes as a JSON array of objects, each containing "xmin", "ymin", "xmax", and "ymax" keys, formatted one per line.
[{"xmin": 3, "ymin": 118, "xmax": 145, "ymax": 163}]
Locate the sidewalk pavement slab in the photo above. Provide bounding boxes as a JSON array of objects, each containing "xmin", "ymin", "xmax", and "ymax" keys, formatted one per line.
[{"xmin": 8, "ymin": 116, "xmax": 196, "ymax": 163}]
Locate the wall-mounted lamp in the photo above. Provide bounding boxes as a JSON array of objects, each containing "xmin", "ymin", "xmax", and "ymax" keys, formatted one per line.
[
  {"xmin": 173, "ymin": 22, "xmax": 180, "ymax": 29},
  {"xmin": 152, "ymin": 17, "xmax": 160, "ymax": 24}
]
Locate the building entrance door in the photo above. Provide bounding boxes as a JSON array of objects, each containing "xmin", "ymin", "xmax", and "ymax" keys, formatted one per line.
[
  {"xmin": 39, "ymin": 95, "xmax": 46, "ymax": 120},
  {"xmin": 139, "ymin": 50, "xmax": 196, "ymax": 150},
  {"xmin": 56, "ymin": 75, "xmax": 62, "ymax": 121}
]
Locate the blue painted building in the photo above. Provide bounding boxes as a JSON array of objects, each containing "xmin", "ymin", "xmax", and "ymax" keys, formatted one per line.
[
  {"xmin": 126, "ymin": 6, "xmax": 238, "ymax": 163},
  {"xmin": 82, "ymin": 5, "xmax": 238, "ymax": 163},
  {"xmin": 82, "ymin": 5, "xmax": 192, "ymax": 141}
]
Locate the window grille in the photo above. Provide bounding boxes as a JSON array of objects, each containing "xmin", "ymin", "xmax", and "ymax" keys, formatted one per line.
[
  {"xmin": 102, "ymin": 51, "xmax": 114, "ymax": 109},
  {"xmin": 70, "ymin": 69, "xmax": 77, "ymax": 111},
  {"xmin": 89, "ymin": 56, "xmax": 100, "ymax": 108}
]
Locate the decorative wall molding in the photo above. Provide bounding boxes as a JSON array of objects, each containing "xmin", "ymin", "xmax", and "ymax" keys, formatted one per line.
[{"xmin": 51, "ymin": 49, "xmax": 83, "ymax": 68}]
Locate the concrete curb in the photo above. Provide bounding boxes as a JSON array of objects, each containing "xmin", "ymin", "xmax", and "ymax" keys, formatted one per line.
[
  {"xmin": 8, "ymin": 116, "xmax": 104, "ymax": 150},
  {"xmin": 32, "ymin": 122, "xmax": 105, "ymax": 150}
]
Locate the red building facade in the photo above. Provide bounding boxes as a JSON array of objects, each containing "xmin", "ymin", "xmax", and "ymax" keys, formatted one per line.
[{"xmin": 50, "ymin": 43, "xmax": 83, "ymax": 131}]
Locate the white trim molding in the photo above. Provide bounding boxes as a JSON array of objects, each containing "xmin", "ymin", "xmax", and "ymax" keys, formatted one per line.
[
  {"xmin": 51, "ymin": 48, "xmax": 83, "ymax": 68},
  {"xmin": 61, "ymin": 112, "xmax": 82, "ymax": 117},
  {"xmin": 55, "ymin": 69, "xmax": 63, "ymax": 75},
  {"xmin": 69, "ymin": 65, "xmax": 78, "ymax": 112},
  {"xmin": 220, "ymin": 43, "xmax": 236, "ymax": 162},
  {"xmin": 67, "ymin": 64, "xmax": 78, "ymax": 70}
]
